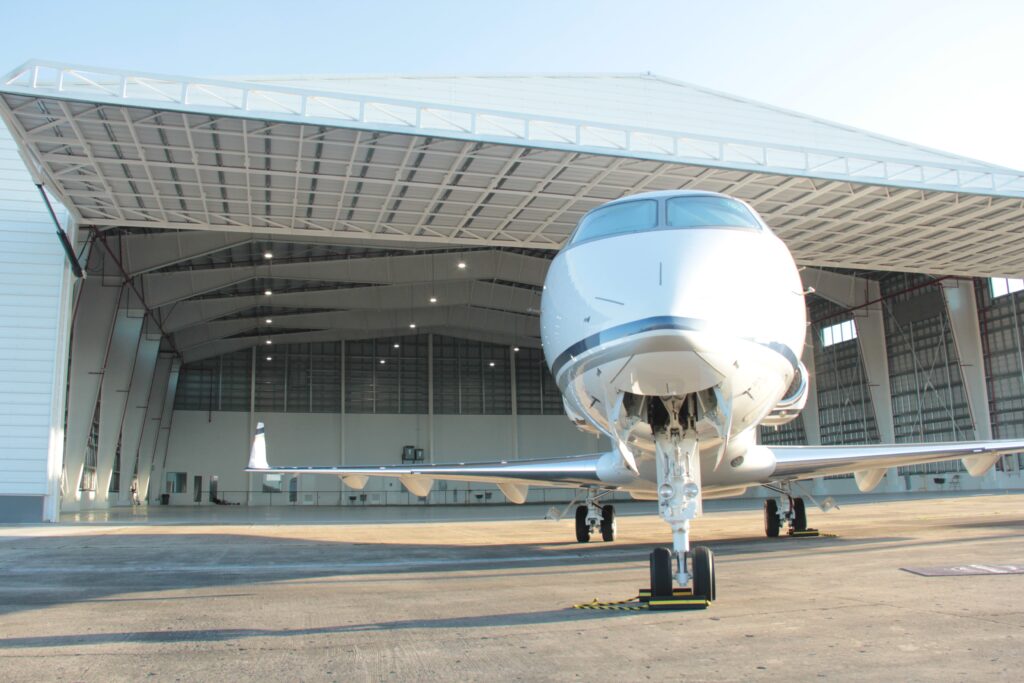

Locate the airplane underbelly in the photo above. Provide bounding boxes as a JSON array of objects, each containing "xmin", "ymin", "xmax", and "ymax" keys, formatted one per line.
[{"xmin": 560, "ymin": 330, "xmax": 793, "ymax": 448}]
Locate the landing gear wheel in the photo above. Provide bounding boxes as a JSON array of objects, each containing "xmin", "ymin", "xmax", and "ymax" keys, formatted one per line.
[
  {"xmin": 600, "ymin": 505, "xmax": 616, "ymax": 542},
  {"xmin": 764, "ymin": 499, "xmax": 781, "ymax": 537},
  {"xmin": 691, "ymin": 546, "xmax": 716, "ymax": 601},
  {"xmin": 649, "ymin": 547, "xmax": 673, "ymax": 597},
  {"xmin": 574, "ymin": 505, "xmax": 591, "ymax": 543},
  {"xmin": 792, "ymin": 497, "xmax": 807, "ymax": 532}
]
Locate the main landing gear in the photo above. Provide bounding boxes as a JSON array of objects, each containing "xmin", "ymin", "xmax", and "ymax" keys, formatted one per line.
[
  {"xmin": 574, "ymin": 491, "xmax": 616, "ymax": 543},
  {"xmin": 764, "ymin": 490, "xmax": 810, "ymax": 537}
]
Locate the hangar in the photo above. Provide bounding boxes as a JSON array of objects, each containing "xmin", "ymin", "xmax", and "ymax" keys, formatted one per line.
[{"xmin": 1, "ymin": 60, "xmax": 1023, "ymax": 522}]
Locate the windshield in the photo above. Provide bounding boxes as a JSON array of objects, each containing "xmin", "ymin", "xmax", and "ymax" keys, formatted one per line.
[
  {"xmin": 570, "ymin": 199, "xmax": 657, "ymax": 245},
  {"xmin": 666, "ymin": 196, "xmax": 761, "ymax": 229}
]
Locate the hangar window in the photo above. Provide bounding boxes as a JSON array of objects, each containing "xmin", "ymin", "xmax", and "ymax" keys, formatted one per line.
[
  {"xmin": 990, "ymin": 277, "xmax": 1024, "ymax": 298},
  {"xmin": 821, "ymin": 319, "xmax": 857, "ymax": 347},
  {"xmin": 345, "ymin": 335, "xmax": 428, "ymax": 414},
  {"xmin": 569, "ymin": 199, "xmax": 657, "ymax": 245},
  {"xmin": 515, "ymin": 348, "xmax": 564, "ymax": 415},
  {"xmin": 176, "ymin": 350, "xmax": 252, "ymax": 412},
  {"xmin": 666, "ymin": 196, "xmax": 761, "ymax": 230},
  {"xmin": 433, "ymin": 336, "xmax": 512, "ymax": 415},
  {"xmin": 165, "ymin": 472, "xmax": 187, "ymax": 494}
]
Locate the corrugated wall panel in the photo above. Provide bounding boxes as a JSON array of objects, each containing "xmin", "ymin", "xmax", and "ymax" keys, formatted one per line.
[{"xmin": 0, "ymin": 117, "xmax": 70, "ymax": 502}]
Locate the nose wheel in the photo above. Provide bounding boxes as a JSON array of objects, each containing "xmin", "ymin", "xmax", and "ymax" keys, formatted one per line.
[{"xmin": 649, "ymin": 545, "xmax": 716, "ymax": 601}]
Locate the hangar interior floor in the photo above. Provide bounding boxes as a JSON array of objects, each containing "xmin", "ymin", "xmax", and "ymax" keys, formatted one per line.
[{"xmin": 0, "ymin": 492, "xmax": 1022, "ymax": 681}]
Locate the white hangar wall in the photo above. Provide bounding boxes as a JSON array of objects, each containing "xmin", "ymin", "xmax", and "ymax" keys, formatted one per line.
[{"xmin": 0, "ymin": 119, "xmax": 75, "ymax": 522}]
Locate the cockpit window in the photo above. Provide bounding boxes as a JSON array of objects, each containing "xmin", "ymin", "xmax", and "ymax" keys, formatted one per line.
[
  {"xmin": 666, "ymin": 196, "xmax": 762, "ymax": 230},
  {"xmin": 570, "ymin": 199, "xmax": 657, "ymax": 245}
]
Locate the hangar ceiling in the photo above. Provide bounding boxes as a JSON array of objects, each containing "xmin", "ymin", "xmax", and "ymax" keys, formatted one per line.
[{"xmin": 2, "ymin": 61, "xmax": 1023, "ymax": 362}]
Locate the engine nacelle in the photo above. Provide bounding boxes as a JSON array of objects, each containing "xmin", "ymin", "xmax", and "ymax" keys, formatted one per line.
[{"xmin": 760, "ymin": 360, "xmax": 809, "ymax": 427}]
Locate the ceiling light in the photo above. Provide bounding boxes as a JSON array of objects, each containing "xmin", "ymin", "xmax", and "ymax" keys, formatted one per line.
[
  {"xmin": 489, "ymin": 361, "xmax": 495, "ymax": 367},
  {"xmin": 265, "ymin": 356, "xmax": 273, "ymax": 361},
  {"xmin": 265, "ymin": 340, "xmax": 273, "ymax": 345},
  {"xmin": 379, "ymin": 359, "xmax": 386, "ymax": 365},
  {"xmin": 429, "ymin": 296, "xmax": 437, "ymax": 303},
  {"xmin": 513, "ymin": 346, "xmax": 520, "ymax": 352},
  {"xmin": 265, "ymin": 318, "xmax": 273, "ymax": 324},
  {"xmin": 264, "ymin": 289, "xmax": 273, "ymax": 296},
  {"xmin": 457, "ymin": 261, "xmax": 466, "ymax": 270},
  {"xmin": 393, "ymin": 343, "xmax": 400, "ymax": 348},
  {"xmin": 409, "ymin": 323, "xmax": 416, "ymax": 329},
  {"xmin": 264, "ymin": 252, "xmax": 273, "ymax": 259}
]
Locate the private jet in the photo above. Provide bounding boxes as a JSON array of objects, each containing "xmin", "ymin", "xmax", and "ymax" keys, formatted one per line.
[{"xmin": 247, "ymin": 189, "xmax": 1024, "ymax": 601}]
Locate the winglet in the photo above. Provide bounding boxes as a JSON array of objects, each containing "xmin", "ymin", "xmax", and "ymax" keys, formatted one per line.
[{"xmin": 247, "ymin": 421, "xmax": 270, "ymax": 470}]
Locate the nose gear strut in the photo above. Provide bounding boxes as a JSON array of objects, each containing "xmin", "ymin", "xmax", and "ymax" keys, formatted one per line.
[{"xmin": 649, "ymin": 396, "xmax": 716, "ymax": 600}]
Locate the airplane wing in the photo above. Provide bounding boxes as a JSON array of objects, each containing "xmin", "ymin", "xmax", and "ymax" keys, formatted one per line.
[
  {"xmin": 247, "ymin": 454, "xmax": 609, "ymax": 488},
  {"xmin": 770, "ymin": 439, "xmax": 1024, "ymax": 481},
  {"xmin": 245, "ymin": 423, "xmax": 611, "ymax": 500}
]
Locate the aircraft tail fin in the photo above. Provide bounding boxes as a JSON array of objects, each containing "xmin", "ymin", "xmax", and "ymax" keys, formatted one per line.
[{"xmin": 248, "ymin": 422, "xmax": 270, "ymax": 470}]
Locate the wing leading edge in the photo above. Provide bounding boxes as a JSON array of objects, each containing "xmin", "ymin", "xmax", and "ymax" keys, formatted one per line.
[
  {"xmin": 770, "ymin": 439, "xmax": 1024, "ymax": 481},
  {"xmin": 246, "ymin": 422, "xmax": 610, "ymax": 492}
]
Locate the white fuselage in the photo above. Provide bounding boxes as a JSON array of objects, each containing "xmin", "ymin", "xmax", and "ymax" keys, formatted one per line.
[{"xmin": 540, "ymin": 190, "xmax": 807, "ymax": 495}]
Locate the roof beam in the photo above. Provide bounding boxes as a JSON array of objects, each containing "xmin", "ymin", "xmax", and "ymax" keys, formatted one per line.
[{"xmin": 161, "ymin": 280, "xmax": 540, "ymax": 333}]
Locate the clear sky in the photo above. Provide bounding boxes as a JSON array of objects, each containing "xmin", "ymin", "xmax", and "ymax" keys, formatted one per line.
[{"xmin": 2, "ymin": 0, "xmax": 1021, "ymax": 169}]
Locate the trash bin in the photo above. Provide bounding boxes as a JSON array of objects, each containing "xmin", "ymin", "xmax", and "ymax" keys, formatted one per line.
[{"xmin": 160, "ymin": 493, "xmax": 170, "ymax": 505}]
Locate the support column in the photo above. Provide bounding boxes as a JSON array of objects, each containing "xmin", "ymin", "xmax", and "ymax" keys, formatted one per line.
[
  {"xmin": 801, "ymin": 328, "xmax": 821, "ymax": 445},
  {"xmin": 803, "ymin": 268, "xmax": 897, "ymax": 490},
  {"xmin": 63, "ymin": 280, "xmax": 123, "ymax": 509},
  {"xmin": 942, "ymin": 280, "xmax": 993, "ymax": 439},
  {"xmin": 803, "ymin": 268, "xmax": 895, "ymax": 442},
  {"xmin": 146, "ymin": 359, "xmax": 180, "ymax": 502},
  {"xmin": 248, "ymin": 346, "xmax": 257, "ymax": 506},
  {"xmin": 856, "ymin": 280, "xmax": 895, "ymax": 443},
  {"xmin": 114, "ymin": 327, "xmax": 161, "ymax": 504},
  {"xmin": 427, "ymin": 334, "xmax": 434, "ymax": 464},
  {"xmin": 132, "ymin": 354, "xmax": 172, "ymax": 505},
  {"xmin": 510, "ymin": 345, "xmax": 519, "ymax": 458},
  {"xmin": 95, "ymin": 305, "xmax": 145, "ymax": 504}
]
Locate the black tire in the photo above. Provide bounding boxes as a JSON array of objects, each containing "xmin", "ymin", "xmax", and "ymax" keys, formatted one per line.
[
  {"xmin": 764, "ymin": 499, "xmax": 781, "ymax": 537},
  {"xmin": 574, "ymin": 505, "xmax": 590, "ymax": 543},
  {"xmin": 691, "ymin": 546, "xmax": 715, "ymax": 601},
  {"xmin": 649, "ymin": 547, "xmax": 673, "ymax": 597},
  {"xmin": 793, "ymin": 497, "xmax": 807, "ymax": 532},
  {"xmin": 600, "ymin": 505, "xmax": 616, "ymax": 542}
]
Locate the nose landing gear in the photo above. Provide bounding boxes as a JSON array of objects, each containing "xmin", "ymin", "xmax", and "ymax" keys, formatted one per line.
[{"xmin": 648, "ymin": 395, "xmax": 716, "ymax": 602}]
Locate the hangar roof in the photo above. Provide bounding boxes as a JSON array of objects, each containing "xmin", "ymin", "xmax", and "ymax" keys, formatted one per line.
[{"xmin": 1, "ymin": 60, "xmax": 1023, "ymax": 361}]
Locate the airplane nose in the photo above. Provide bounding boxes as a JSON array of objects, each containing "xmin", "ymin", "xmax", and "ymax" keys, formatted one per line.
[{"xmin": 541, "ymin": 227, "xmax": 805, "ymax": 395}]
